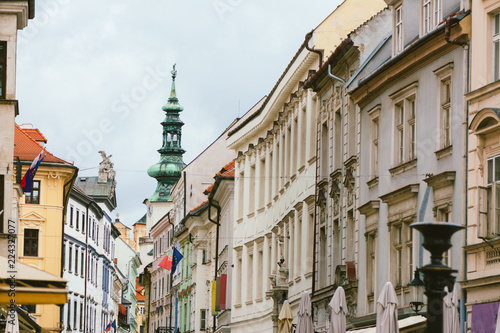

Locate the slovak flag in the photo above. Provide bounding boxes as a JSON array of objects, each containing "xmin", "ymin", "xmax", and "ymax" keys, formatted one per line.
[
  {"xmin": 105, "ymin": 320, "xmax": 112, "ymax": 332},
  {"xmin": 21, "ymin": 148, "xmax": 46, "ymax": 193},
  {"xmin": 159, "ymin": 249, "xmax": 173, "ymax": 270},
  {"xmin": 105, "ymin": 319, "xmax": 116, "ymax": 332}
]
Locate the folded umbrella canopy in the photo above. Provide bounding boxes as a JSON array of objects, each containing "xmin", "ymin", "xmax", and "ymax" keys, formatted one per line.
[
  {"xmin": 328, "ymin": 286, "xmax": 347, "ymax": 333},
  {"xmin": 443, "ymin": 283, "xmax": 460, "ymax": 333},
  {"xmin": 279, "ymin": 300, "xmax": 294, "ymax": 333},
  {"xmin": 296, "ymin": 291, "xmax": 314, "ymax": 333},
  {"xmin": 376, "ymin": 282, "xmax": 399, "ymax": 333},
  {"xmin": 5, "ymin": 310, "xmax": 19, "ymax": 333}
]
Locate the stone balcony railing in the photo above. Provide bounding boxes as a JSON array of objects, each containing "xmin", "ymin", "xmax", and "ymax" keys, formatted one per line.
[{"xmin": 139, "ymin": 236, "xmax": 153, "ymax": 244}]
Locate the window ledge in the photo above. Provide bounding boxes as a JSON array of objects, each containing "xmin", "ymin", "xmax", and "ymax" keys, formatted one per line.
[
  {"xmin": 294, "ymin": 276, "xmax": 302, "ymax": 283},
  {"xmin": 273, "ymin": 195, "xmax": 279, "ymax": 202},
  {"xmin": 257, "ymin": 207, "xmax": 265, "ymax": 214},
  {"xmin": 291, "ymin": 174, "xmax": 297, "ymax": 181},
  {"xmin": 435, "ymin": 145, "xmax": 452, "ymax": 159},
  {"xmin": 234, "ymin": 303, "xmax": 242, "ymax": 309},
  {"xmin": 298, "ymin": 165, "xmax": 305, "ymax": 173},
  {"xmin": 367, "ymin": 177, "xmax": 379, "ymax": 188},
  {"xmin": 255, "ymin": 297, "xmax": 263, "ymax": 303},
  {"xmin": 236, "ymin": 218, "xmax": 243, "ymax": 224},
  {"xmin": 284, "ymin": 181, "xmax": 290, "ymax": 188},
  {"xmin": 308, "ymin": 156, "xmax": 317, "ymax": 165},
  {"xmin": 245, "ymin": 300, "xmax": 253, "ymax": 306},
  {"xmin": 389, "ymin": 159, "xmax": 417, "ymax": 176},
  {"xmin": 247, "ymin": 212, "xmax": 255, "ymax": 219}
]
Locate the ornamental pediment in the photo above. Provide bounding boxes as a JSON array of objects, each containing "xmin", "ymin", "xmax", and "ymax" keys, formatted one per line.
[{"xmin": 20, "ymin": 211, "xmax": 46, "ymax": 223}]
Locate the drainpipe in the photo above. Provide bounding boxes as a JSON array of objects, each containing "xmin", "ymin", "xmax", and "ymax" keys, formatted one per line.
[
  {"xmin": 305, "ymin": 30, "xmax": 323, "ymax": 68},
  {"xmin": 208, "ymin": 199, "xmax": 221, "ymax": 332},
  {"xmin": 459, "ymin": 41, "xmax": 470, "ymax": 333},
  {"xmin": 328, "ymin": 64, "xmax": 346, "ymax": 265}
]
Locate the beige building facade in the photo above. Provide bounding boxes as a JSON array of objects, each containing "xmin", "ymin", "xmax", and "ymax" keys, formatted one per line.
[{"xmin": 464, "ymin": 0, "xmax": 500, "ymax": 330}]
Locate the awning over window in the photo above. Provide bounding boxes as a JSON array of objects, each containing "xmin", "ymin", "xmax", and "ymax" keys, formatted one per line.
[{"xmin": 0, "ymin": 255, "xmax": 68, "ymax": 305}]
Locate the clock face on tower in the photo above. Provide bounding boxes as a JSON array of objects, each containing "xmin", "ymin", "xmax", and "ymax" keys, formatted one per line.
[{"xmin": 148, "ymin": 205, "xmax": 153, "ymax": 217}]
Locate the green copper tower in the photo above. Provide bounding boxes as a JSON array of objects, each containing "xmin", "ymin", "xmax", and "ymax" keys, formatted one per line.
[{"xmin": 147, "ymin": 64, "xmax": 186, "ymax": 202}]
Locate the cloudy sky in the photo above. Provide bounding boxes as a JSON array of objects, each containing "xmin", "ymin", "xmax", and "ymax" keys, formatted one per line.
[{"xmin": 16, "ymin": 0, "xmax": 343, "ymax": 226}]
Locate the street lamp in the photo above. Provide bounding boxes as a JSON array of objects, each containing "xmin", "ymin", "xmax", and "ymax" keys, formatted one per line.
[
  {"xmin": 408, "ymin": 268, "xmax": 425, "ymax": 314},
  {"xmin": 410, "ymin": 222, "xmax": 464, "ymax": 333}
]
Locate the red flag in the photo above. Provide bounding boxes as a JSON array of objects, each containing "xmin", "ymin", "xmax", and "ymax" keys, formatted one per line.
[
  {"xmin": 159, "ymin": 250, "xmax": 173, "ymax": 270},
  {"xmin": 220, "ymin": 274, "xmax": 227, "ymax": 310}
]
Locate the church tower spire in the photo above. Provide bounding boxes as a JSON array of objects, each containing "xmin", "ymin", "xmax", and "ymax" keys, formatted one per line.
[{"xmin": 147, "ymin": 64, "xmax": 186, "ymax": 202}]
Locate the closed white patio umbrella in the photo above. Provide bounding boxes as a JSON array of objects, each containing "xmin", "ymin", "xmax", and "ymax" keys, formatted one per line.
[
  {"xmin": 444, "ymin": 283, "xmax": 460, "ymax": 333},
  {"xmin": 296, "ymin": 291, "xmax": 314, "ymax": 333},
  {"xmin": 328, "ymin": 286, "xmax": 347, "ymax": 333},
  {"xmin": 376, "ymin": 282, "xmax": 399, "ymax": 333},
  {"xmin": 5, "ymin": 310, "xmax": 20, "ymax": 333},
  {"xmin": 279, "ymin": 300, "xmax": 294, "ymax": 333}
]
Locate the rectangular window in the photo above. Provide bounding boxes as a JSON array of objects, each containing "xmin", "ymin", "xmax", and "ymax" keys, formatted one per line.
[
  {"xmin": 392, "ymin": 222, "xmax": 413, "ymax": 288},
  {"xmin": 69, "ymin": 206, "xmax": 73, "ymax": 226},
  {"xmin": 433, "ymin": 0, "xmax": 442, "ymax": 27},
  {"xmin": 409, "ymin": 99, "xmax": 416, "ymax": 160},
  {"xmin": 82, "ymin": 213, "xmax": 85, "ymax": 233},
  {"xmin": 25, "ymin": 180, "xmax": 40, "ymax": 204},
  {"xmin": 73, "ymin": 301, "xmax": 77, "ymax": 329},
  {"xmin": 23, "ymin": 229, "xmax": 39, "ymax": 257},
  {"xmin": 494, "ymin": 13, "xmax": 500, "ymax": 81},
  {"xmin": 200, "ymin": 309, "xmax": 207, "ymax": 330},
  {"xmin": 69, "ymin": 246, "xmax": 74, "ymax": 274},
  {"xmin": 75, "ymin": 247, "xmax": 78, "ymax": 275},
  {"xmin": 397, "ymin": 102, "xmax": 405, "ymax": 164},
  {"xmin": 487, "ymin": 156, "xmax": 500, "ymax": 236},
  {"xmin": 395, "ymin": 5, "xmax": 404, "ymax": 53},
  {"xmin": 81, "ymin": 252, "xmax": 84, "ymax": 277},
  {"xmin": 441, "ymin": 78, "xmax": 451, "ymax": 147},
  {"xmin": 75, "ymin": 209, "xmax": 79, "ymax": 230},
  {"xmin": 392, "ymin": 88, "xmax": 417, "ymax": 166},
  {"xmin": 0, "ymin": 41, "xmax": 6, "ymax": 99},
  {"xmin": 422, "ymin": 0, "xmax": 431, "ymax": 34},
  {"xmin": 80, "ymin": 303, "xmax": 83, "ymax": 330},
  {"xmin": 422, "ymin": 0, "xmax": 441, "ymax": 35}
]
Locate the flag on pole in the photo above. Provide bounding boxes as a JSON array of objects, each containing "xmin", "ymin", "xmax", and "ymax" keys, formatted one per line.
[
  {"xmin": 211, "ymin": 280, "xmax": 217, "ymax": 315},
  {"xmin": 21, "ymin": 148, "xmax": 46, "ymax": 193},
  {"xmin": 159, "ymin": 249, "xmax": 173, "ymax": 270},
  {"xmin": 111, "ymin": 319, "xmax": 116, "ymax": 333},
  {"xmin": 171, "ymin": 246, "xmax": 183, "ymax": 274},
  {"xmin": 105, "ymin": 320, "xmax": 112, "ymax": 332}
]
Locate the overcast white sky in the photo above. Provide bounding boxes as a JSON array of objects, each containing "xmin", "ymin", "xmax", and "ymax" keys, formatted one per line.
[{"xmin": 16, "ymin": 0, "xmax": 343, "ymax": 227}]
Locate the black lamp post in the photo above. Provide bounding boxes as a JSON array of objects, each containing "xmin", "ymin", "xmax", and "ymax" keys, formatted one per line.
[
  {"xmin": 410, "ymin": 222, "xmax": 464, "ymax": 333},
  {"xmin": 408, "ymin": 268, "xmax": 425, "ymax": 314}
]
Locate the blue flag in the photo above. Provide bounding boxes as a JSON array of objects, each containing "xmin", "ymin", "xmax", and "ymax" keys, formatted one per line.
[
  {"xmin": 111, "ymin": 319, "xmax": 116, "ymax": 332},
  {"xmin": 21, "ymin": 148, "xmax": 46, "ymax": 193},
  {"xmin": 172, "ymin": 247, "xmax": 183, "ymax": 274}
]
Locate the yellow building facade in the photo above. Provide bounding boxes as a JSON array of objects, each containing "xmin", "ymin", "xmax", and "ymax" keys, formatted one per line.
[{"xmin": 15, "ymin": 124, "xmax": 77, "ymax": 332}]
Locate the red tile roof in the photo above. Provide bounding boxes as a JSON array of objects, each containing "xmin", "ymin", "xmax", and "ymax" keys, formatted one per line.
[
  {"xmin": 22, "ymin": 128, "xmax": 48, "ymax": 143},
  {"xmin": 14, "ymin": 124, "xmax": 69, "ymax": 164},
  {"xmin": 190, "ymin": 200, "xmax": 208, "ymax": 213},
  {"xmin": 203, "ymin": 160, "xmax": 235, "ymax": 195},
  {"xmin": 136, "ymin": 278, "xmax": 145, "ymax": 301},
  {"xmin": 217, "ymin": 160, "xmax": 235, "ymax": 178}
]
